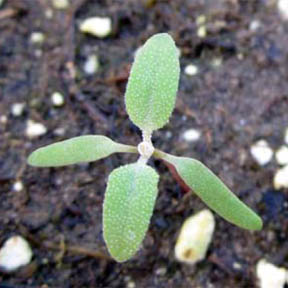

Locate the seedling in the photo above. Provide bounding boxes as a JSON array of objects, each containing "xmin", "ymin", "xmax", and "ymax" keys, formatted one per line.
[{"xmin": 28, "ymin": 33, "xmax": 262, "ymax": 262}]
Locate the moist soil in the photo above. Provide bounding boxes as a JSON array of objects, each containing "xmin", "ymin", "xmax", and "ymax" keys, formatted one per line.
[{"xmin": 1, "ymin": 0, "xmax": 288, "ymax": 287}]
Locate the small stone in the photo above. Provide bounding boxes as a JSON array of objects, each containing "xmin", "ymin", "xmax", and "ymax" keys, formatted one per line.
[
  {"xmin": 165, "ymin": 131, "xmax": 172, "ymax": 139},
  {"xmin": 0, "ymin": 115, "xmax": 7, "ymax": 124},
  {"xmin": 51, "ymin": 92, "xmax": 65, "ymax": 107},
  {"xmin": 175, "ymin": 209, "xmax": 215, "ymax": 264},
  {"xmin": 250, "ymin": 140, "xmax": 273, "ymax": 166},
  {"xmin": 45, "ymin": 9, "xmax": 53, "ymax": 19},
  {"xmin": 54, "ymin": 127, "xmax": 66, "ymax": 136},
  {"xmin": 84, "ymin": 54, "xmax": 99, "ymax": 75},
  {"xmin": 237, "ymin": 53, "xmax": 244, "ymax": 60},
  {"xmin": 155, "ymin": 267, "xmax": 167, "ymax": 276},
  {"xmin": 274, "ymin": 165, "xmax": 288, "ymax": 189},
  {"xmin": 278, "ymin": 0, "xmax": 288, "ymax": 20},
  {"xmin": 30, "ymin": 32, "xmax": 45, "ymax": 44},
  {"xmin": 256, "ymin": 259, "xmax": 287, "ymax": 288},
  {"xmin": 13, "ymin": 181, "xmax": 24, "ymax": 192},
  {"xmin": 184, "ymin": 64, "xmax": 198, "ymax": 76},
  {"xmin": 11, "ymin": 103, "xmax": 25, "ymax": 116},
  {"xmin": 275, "ymin": 146, "xmax": 288, "ymax": 166},
  {"xmin": 197, "ymin": 26, "xmax": 207, "ymax": 38},
  {"xmin": 284, "ymin": 128, "xmax": 288, "ymax": 145},
  {"xmin": 0, "ymin": 236, "xmax": 33, "ymax": 272},
  {"xmin": 127, "ymin": 281, "xmax": 136, "ymax": 288},
  {"xmin": 34, "ymin": 49, "xmax": 43, "ymax": 58},
  {"xmin": 196, "ymin": 15, "xmax": 206, "ymax": 26},
  {"xmin": 211, "ymin": 57, "xmax": 222, "ymax": 67},
  {"xmin": 249, "ymin": 20, "xmax": 261, "ymax": 31},
  {"xmin": 182, "ymin": 129, "xmax": 201, "ymax": 142},
  {"xmin": 80, "ymin": 17, "xmax": 112, "ymax": 38},
  {"xmin": 52, "ymin": 0, "xmax": 69, "ymax": 10},
  {"xmin": 26, "ymin": 120, "xmax": 47, "ymax": 138},
  {"xmin": 233, "ymin": 262, "xmax": 242, "ymax": 270}
]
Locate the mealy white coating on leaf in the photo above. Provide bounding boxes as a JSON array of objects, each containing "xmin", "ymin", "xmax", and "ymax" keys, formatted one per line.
[
  {"xmin": 125, "ymin": 33, "xmax": 180, "ymax": 132},
  {"xmin": 103, "ymin": 163, "xmax": 159, "ymax": 262},
  {"xmin": 28, "ymin": 135, "xmax": 134, "ymax": 167},
  {"xmin": 161, "ymin": 154, "xmax": 262, "ymax": 231}
]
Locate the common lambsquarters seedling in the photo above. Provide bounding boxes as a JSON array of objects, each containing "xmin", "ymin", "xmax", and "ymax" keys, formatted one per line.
[{"xmin": 28, "ymin": 33, "xmax": 262, "ymax": 262}]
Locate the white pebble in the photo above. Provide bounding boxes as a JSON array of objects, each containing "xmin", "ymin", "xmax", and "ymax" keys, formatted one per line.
[
  {"xmin": 54, "ymin": 127, "xmax": 66, "ymax": 136},
  {"xmin": 278, "ymin": 0, "xmax": 288, "ymax": 20},
  {"xmin": 84, "ymin": 54, "xmax": 99, "ymax": 75},
  {"xmin": 250, "ymin": 140, "xmax": 273, "ymax": 166},
  {"xmin": 284, "ymin": 128, "xmax": 288, "ymax": 145},
  {"xmin": 155, "ymin": 267, "xmax": 167, "ymax": 276},
  {"xmin": 51, "ymin": 92, "xmax": 65, "ymax": 107},
  {"xmin": 0, "ymin": 115, "xmax": 7, "ymax": 124},
  {"xmin": 256, "ymin": 259, "xmax": 287, "ymax": 288},
  {"xmin": 184, "ymin": 64, "xmax": 198, "ymax": 76},
  {"xmin": 11, "ymin": 103, "xmax": 25, "ymax": 117},
  {"xmin": 30, "ymin": 32, "xmax": 45, "ymax": 44},
  {"xmin": 196, "ymin": 15, "xmax": 206, "ymax": 26},
  {"xmin": 249, "ymin": 20, "xmax": 261, "ymax": 31},
  {"xmin": 80, "ymin": 17, "xmax": 112, "ymax": 38},
  {"xmin": 197, "ymin": 26, "xmax": 207, "ymax": 38},
  {"xmin": 45, "ymin": 9, "xmax": 53, "ymax": 19},
  {"xmin": 165, "ymin": 131, "xmax": 172, "ymax": 139},
  {"xmin": 275, "ymin": 146, "xmax": 288, "ymax": 166},
  {"xmin": 211, "ymin": 57, "xmax": 222, "ymax": 67},
  {"xmin": 26, "ymin": 120, "xmax": 47, "ymax": 138},
  {"xmin": 127, "ymin": 282, "xmax": 136, "ymax": 288},
  {"xmin": 182, "ymin": 129, "xmax": 201, "ymax": 142},
  {"xmin": 13, "ymin": 181, "xmax": 24, "ymax": 192},
  {"xmin": 52, "ymin": 0, "xmax": 69, "ymax": 9},
  {"xmin": 0, "ymin": 236, "xmax": 33, "ymax": 272},
  {"xmin": 175, "ymin": 209, "xmax": 215, "ymax": 264},
  {"xmin": 274, "ymin": 165, "xmax": 288, "ymax": 189}
]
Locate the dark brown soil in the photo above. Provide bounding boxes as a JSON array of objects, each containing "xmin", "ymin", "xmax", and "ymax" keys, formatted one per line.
[{"xmin": 1, "ymin": 0, "xmax": 288, "ymax": 287}]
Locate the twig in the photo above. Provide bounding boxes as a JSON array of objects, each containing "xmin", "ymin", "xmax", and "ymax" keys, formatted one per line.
[{"xmin": 19, "ymin": 225, "xmax": 112, "ymax": 261}]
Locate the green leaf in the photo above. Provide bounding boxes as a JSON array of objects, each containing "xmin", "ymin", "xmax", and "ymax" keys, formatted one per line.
[
  {"xmin": 28, "ymin": 135, "xmax": 137, "ymax": 167},
  {"xmin": 157, "ymin": 152, "xmax": 262, "ymax": 231},
  {"xmin": 125, "ymin": 33, "xmax": 180, "ymax": 133},
  {"xmin": 103, "ymin": 163, "xmax": 159, "ymax": 262}
]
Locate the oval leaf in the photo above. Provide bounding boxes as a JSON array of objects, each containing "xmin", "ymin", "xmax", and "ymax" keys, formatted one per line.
[
  {"xmin": 161, "ymin": 154, "xmax": 262, "ymax": 231},
  {"xmin": 103, "ymin": 163, "xmax": 159, "ymax": 262},
  {"xmin": 125, "ymin": 33, "xmax": 180, "ymax": 132},
  {"xmin": 28, "ymin": 135, "xmax": 136, "ymax": 167}
]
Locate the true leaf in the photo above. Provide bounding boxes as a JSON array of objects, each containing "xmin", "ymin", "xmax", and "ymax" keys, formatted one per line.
[
  {"xmin": 158, "ymin": 152, "xmax": 262, "ymax": 231},
  {"xmin": 125, "ymin": 33, "xmax": 180, "ymax": 133},
  {"xmin": 28, "ymin": 135, "xmax": 137, "ymax": 167},
  {"xmin": 103, "ymin": 162, "xmax": 159, "ymax": 262}
]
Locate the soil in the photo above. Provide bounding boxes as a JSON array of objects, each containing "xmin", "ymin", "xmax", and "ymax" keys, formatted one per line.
[{"xmin": 1, "ymin": 0, "xmax": 288, "ymax": 287}]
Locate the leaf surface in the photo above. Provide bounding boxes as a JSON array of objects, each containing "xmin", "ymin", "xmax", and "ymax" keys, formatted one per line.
[
  {"xmin": 125, "ymin": 33, "xmax": 180, "ymax": 132},
  {"xmin": 160, "ymin": 153, "xmax": 262, "ymax": 230},
  {"xmin": 103, "ymin": 163, "xmax": 159, "ymax": 262},
  {"xmin": 28, "ymin": 135, "xmax": 136, "ymax": 167}
]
